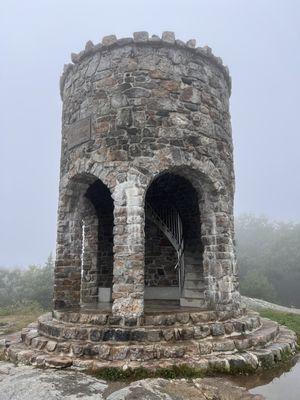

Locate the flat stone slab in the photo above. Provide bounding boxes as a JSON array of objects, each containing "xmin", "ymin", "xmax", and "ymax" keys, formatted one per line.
[
  {"xmin": 106, "ymin": 378, "xmax": 263, "ymax": 399},
  {"xmin": 0, "ymin": 361, "xmax": 107, "ymax": 399},
  {"xmin": 0, "ymin": 362, "xmax": 262, "ymax": 399}
]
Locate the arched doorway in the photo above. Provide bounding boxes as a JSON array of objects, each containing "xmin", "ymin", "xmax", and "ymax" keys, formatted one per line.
[
  {"xmin": 144, "ymin": 172, "xmax": 204, "ymax": 306},
  {"xmin": 81, "ymin": 179, "xmax": 114, "ymax": 305}
]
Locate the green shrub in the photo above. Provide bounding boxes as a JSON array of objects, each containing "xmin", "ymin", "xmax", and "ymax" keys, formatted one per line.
[{"xmin": 0, "ymin": 255, "xmax": 54, "ymax": 310}]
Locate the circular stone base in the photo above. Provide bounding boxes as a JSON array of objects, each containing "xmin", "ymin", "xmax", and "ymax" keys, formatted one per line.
[{"xmin": 1, "ymin": 308, "xmax": 297, "ymax": 374}]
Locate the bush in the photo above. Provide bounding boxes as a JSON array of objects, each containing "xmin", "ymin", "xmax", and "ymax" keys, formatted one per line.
[
  {"xmin": 236, "ymin": 215, "xmax": 300, "ymax": 307},
  {"xmin": 240, "ymin": 270, "xmax": 278, "ymax": 303},
  {"xmin": 0, "ymin": 255, "xmax": 54, "ymax": 310}
]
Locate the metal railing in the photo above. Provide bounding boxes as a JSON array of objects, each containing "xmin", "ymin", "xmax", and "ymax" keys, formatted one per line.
[{"xmin": 145, "ymin": 202, "xmax": 185, "ymax": 294}]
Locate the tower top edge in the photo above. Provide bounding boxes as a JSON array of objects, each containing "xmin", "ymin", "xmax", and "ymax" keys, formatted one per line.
[{"xmin": 60, "ymin": 31, "xmax": 231, "ymax": 97}]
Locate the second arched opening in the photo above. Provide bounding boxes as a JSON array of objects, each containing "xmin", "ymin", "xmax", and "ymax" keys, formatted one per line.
[{"xmin": 144, "ymin": 172, "xmax": 205, "ymax": 307}]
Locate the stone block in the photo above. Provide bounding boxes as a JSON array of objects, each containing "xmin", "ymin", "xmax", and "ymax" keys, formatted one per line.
[
  {"xmin": 198, "ymin": 341, "xmax": 213, "ymax": 355},
  {"xmin": 147, "ymin": 330, "xmax": 161, "ymax": 342},
  {"xmin": 102, "ymin": 35, "xmax": 117, "ymax": 46},
  {"xmin": 211, "ymin": 323, "xmax": 225, "ymax": 336},
  {"xmin": 129, "ymin": 346, "xmax": 145, "ymax": 360},
  {"xmin": 25, "ymin": 330, "xmax": 39, "ymax": 346},
  {"xmin": 176, "ymin": 313, "xmax": 190, "ymax": 324},
  {"xmin": 85, "ymin": 40, "xmax": 94, "ymax": 51},
  {"xmin": 89, "ymin": 329, "xmax": 103, "ymax": 342},
  {"xmin": 56, "ymin": 342, "xmax": 70, "ymax": 353},
  {"xmin": 254, "ymin": 350, "xmax": 275, "ymax": 368},
  {"xmin": 162, "ymin": 31, "xmax": 175, "ymax": 43},
  {"xmin": 162, "ymin": 328, "xmax": 174, "ymax": 341},
  {"xmin": 95, "ymin": 344, "xmax": 111, "ymax": 360},
  {"xmin": 116, "ymin": 108, "xmax": 133, "ymax": 128},
  {"xmin": 103, "ymin": 329, "xmax": 131, "ymax": 342},
  {"xmin": 212, "ymin": 339, "xmax": 235, "ymax": 352},
  {"xmin": 194, "ymin": 325, "xmax": 210, "ymax": 339},
  {"xmin": 131, "ymin": 329, "xmax": 146, "ymax": 341},
  {"xmin": 133, "ymin": 31, "xmax": 149, "ymax": 42},
  {"xmin": 111, "ymin": 345, "xmax": 129, "ymax": 360},
  {"xmin": 72, "ymin": 344, "xmax": 84, "ymax": 357},
  {"xmin": 46, "ymin": 340, "xmax": 57, "ymax": 352},
  {"xmin": 45, "ymin": 356, "xmax": 73, "ymax": 368},
  {"xmin": 186, "ymin": 39, "xmax": 196, "ymax": 48},
  {"xmin": 125, "ymin": 87, "xmax": 151, "ymax": 98}
]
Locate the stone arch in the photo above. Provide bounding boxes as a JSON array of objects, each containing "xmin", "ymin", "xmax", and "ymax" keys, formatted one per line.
[
  {"xmin": 54, "ymin": 172, "xmax": 114, "ymax": 309},
  {"xmin": 60, "ymin": 161, "xmax": 117, "ymax": 195},
  {"xmin": 133, "ymin": 150, "xmax": 227, "ymax": 201},
  {"xmin": 143, "ymin": 169, "xmax": 205, "ymax": 305}
]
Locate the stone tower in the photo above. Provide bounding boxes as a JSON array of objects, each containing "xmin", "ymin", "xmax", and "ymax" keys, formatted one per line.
[
  {"xmin": 55, "ymin": 31, "xmax": 239, "ymax": 320},
  {"xmin": 6, "ymin": 32, "xmax": 297, "ymax": 372}
]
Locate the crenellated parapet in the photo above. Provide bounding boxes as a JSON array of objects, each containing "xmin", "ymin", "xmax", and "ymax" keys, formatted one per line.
[{"xmin": 60, "ymin": 31, "xmax": 231, "ymax": 99}]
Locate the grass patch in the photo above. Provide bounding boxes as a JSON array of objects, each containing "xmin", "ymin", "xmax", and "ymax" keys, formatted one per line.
[
  {"xmin": 0, "ymin": 302, "xmax": 44, "ymax": 335},
  {"xmin": 259, "ymin": 309, "xmax": 300, "ymax": 344},
  {"xmin": 88, "ymin": 364, "xmax": 205, "ymax": 382},
  {"xmin": 88, "ymin": 363, "xmax": 259, "ymax": 383}
]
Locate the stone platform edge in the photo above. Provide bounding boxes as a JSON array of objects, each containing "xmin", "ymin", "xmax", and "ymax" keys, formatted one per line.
[{"xmin": 1, "ymin": 318, "xmax": 297, "ymax": 375}]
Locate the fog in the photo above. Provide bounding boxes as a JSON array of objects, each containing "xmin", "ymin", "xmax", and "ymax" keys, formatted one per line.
[{"xmin": 1, "ymin": 0, "xmax": 299, "ymax": 267}]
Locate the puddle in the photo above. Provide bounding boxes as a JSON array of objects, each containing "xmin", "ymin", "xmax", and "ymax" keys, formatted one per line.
[{"xmin": 230, "ymin": 354, "xmax": 300, "ymax": 399}]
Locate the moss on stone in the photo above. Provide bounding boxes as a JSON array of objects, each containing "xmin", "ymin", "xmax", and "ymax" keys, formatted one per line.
[{"xmin": 87, "ymin": 364, "xmax": 206, "ymax": 381}]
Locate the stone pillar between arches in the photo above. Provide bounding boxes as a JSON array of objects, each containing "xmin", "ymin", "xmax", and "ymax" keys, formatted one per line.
[{"xmin": 112, "ymin": 183, "xmax": 145, "ymax": 319}]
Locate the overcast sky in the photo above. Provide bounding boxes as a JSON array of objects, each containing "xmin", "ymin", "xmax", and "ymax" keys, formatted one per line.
[{"xmin": 1, "ymin": 0, "xmax": 299, "ymax": 267}]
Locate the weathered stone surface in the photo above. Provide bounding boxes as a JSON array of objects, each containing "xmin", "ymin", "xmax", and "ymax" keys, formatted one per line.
[
  {"xmin": 147, "ymin": 330, "xmax": 161, "ymax": 342},
  {"xmin": 186, "ymin": 39, "xmax": 196, "ymax": 48},
  {"xmin": 106, "ymin": 378, "xmax": 263, "ymax": 399},
  {"xmin": 133, "ymin": 31, "xmax": 149, "ymax": 42},
  {"xmin": 46, "ymin": 340, "xmax": 57, "ymax": 352},
  {"xmin": 85, "ymin": 40, "xmax": 94, "ymax": 51},
  {"xmin": 54, "ymin": 34, "xmax": 237, "ymax": 329},
  {"xmin": 194, "ymin": 324, "xmax": 211, "ymax": 339},
  {"xmin": 0, "ymin": 362, "xmax": 263, "ymax": 400},
  {"xmin": 102, "ymin": 35, "xmax": 117, "ymax": 46},
  {"xmin": 0, "ymin": 362, "xmax": 107, "ymax": 399},
  {"xmin": 213, "ymin": 339, "xmax": 235, "ymax": 352},
  {"xmin": 162, "ymin": 31, "xmax": 175, "ymax": 43},
  {"xmin": 211, "ymin": 323, "xmax": 225, "ymax": 336},
  {"xmin": 3, "ymin": 318, "xmax": 298, "ymax": 377}
]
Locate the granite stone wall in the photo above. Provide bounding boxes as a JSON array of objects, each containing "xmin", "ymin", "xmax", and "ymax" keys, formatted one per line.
[
  {"xmin": 145, "ymin": 219, "xmax": 178, "ymax": 287},
  {"xmin": 54, "ymin": 31, "xmax": 239, "ymax": 318}
]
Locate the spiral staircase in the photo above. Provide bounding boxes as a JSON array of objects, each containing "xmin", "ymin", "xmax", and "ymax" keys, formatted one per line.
[{"xmin": 145, "ymin": 202, "xmax": 205, "ymax": 306}]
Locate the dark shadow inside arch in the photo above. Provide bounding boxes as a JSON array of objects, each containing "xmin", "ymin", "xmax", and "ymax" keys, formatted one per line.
[
  {"xmin": 145, "ymin": 172, "xmax": 204, "ymax": 304},
  {"xmin": 82, "ymin": 179, "xmax": 114, "ymax": 304}
]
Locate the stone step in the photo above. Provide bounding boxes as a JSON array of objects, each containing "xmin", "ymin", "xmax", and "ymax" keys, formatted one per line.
[
  {"xmin": 180, "ymin": 298, "xmax": 206, "ymax": 307},
  {"xmin": 229, "ymin": 318, "xmax": 279, "ymax": 351},
  {"xmin": 14, "ymin": 319, "xmax": 292, "ymax": 367},
  {"xmin": 52, "ymin": 309, "xmax": 247, "ymax": 328},
  {"xmin": 185, "ymin": 272, "xmax": 204, "ymax": 280},
  {"xmin": 185, "ymin": 264, "xmax": 203, "ymax": 271},
  {"xmin": 35, "ymin": 314, "xmax": 261, "ymax": 344},
  {"xmin": 181, "ymin": 289, "xmax": 205, "ymax": 298},
  {"xmin": 184, "ymin": 255, "xmax": 203, "ymax": 263},
  {"xmin": 183, "ymin": 280, "xmax": 205, "ymax": 290},
  {"xmin": 6, "ymin": 323, "xmax": 297, "ymax": 374},
  {"xmin": 250, "ymin": 325, "xmax": 297, "ymax": 368}
]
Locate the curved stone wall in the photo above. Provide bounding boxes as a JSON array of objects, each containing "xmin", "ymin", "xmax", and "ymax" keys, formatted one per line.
[{"xmin": 54, "ymin": 32, "xmax": 239, "ymax": 318}]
